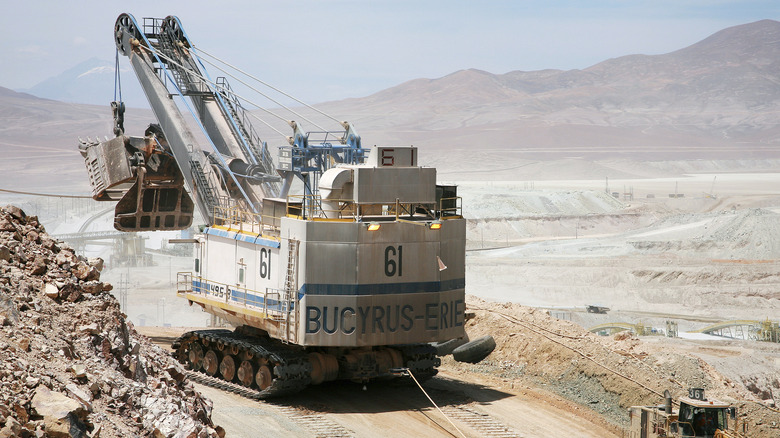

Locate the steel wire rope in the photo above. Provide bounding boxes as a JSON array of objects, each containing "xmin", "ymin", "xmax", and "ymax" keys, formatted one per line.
[
  {"xmin": 137, "ymin": 45, "xmax": 292, "ymax": 140},
  {"xmin": 469, "ymin": 305, "xmax": 670, "ymax": 401},
  {"xmin": 0, "ymin": 188, "xmax": 91, "ymax": 199},
  {"xmin": 114, "ymin": 49, "xmax": 123, "ymax": 102},
  {"xmin": 185, "ymin": 41, "xmax": 267, "ymax": 168},
  {"xmin": 472, "ymin": 305, "xmax": 780, "ymax": 422},
  {"xmin": 193, "ymin": 52, "xmax": 329, "ymax": 132},
  {"xmin": 193, "ymin": 46, "xmax": 343, "ymax": 125},
  {"xmin": 133, "ymin": 44, "xmax": 260, "ymax": 215},
  {"xmin": 405, "ymin": 368, "xmax": 467, "ymax": 438}
]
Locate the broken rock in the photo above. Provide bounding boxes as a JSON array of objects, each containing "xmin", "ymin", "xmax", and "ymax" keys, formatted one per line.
[
  {"xmin": 0, "ymin": 217, "xmax": 14, "ymax": 232},
  {"xmin": 79, "ymin": 323, "xmax": 100, "ymax": 335},
  {"xmin": 54, "ymin": 251, "xmax": 76, "ymax": 267},
  {"xmin": 32, "ymin": 386, "xmax": 89, "ymax": 437},
  {"xmin": 80, "ymin": 281, "xmax": 104, "ymax": 295},
  {"xmin": 69, "ymin": 364, "xmax": 87, "ymax": 380},
  {"xmin": 30, "ymin": 255, "xmax": 47, "ymax": 275},
  {"xmin": 3, "ymin": 205, "xmax": 25, "ymax": 220},
  {"xmin": 58, "ymin": 283, "xmax": 82, "ymax": 302},
  {"xmin": 32, "ymin": 386, "xmax": 86, "ymax": 419},
  {"xmin": 87, "ymin": 257, "xmax": 104, "ymax": 272},
  {"xmin": 43, "ymin": 283, "xmax": 59, "ymax": 300},
  {"xmin": 0, "ymin": 416, "xmax": 21, "ymax": 438}
]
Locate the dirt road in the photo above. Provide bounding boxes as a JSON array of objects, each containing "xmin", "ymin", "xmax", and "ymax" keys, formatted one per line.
[
  {"xmin": 138, "ymin": 326, "xmax": 620, "ymax": 438},
  {"xmin": 192, "ymin": 372, "xmax": 620, "ymax": 438}
]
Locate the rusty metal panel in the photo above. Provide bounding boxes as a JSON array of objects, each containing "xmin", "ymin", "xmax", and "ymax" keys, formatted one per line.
[
  {"xmin": 290, "ymin": 218, "xmax": 466, "ymax": 346},
  {"xmin": 113, "ymin": 179, "xmax": 194, "ymax": 231},
  {"xmin": 298, "ymin": 289, "xmax": 466, "ymax": 347},
  {"xmin": 439, "ymin": 219, "xmax": 466, "ymax": 282},
  {"xmin": 82, "ymin": 136, "xmax": 134, "ymax": 200},
  {"xmin": 353, "ymin": 167, "xmax": 436, "ymax": 204}
]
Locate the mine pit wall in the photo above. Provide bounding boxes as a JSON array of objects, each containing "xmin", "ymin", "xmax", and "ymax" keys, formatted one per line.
[{"xmin": 285, "ymin": 217, "xmax": 467, "ymax": 347}]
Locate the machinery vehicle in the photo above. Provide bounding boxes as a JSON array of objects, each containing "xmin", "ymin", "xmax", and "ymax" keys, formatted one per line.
[
  {"xmin": 586, "ymin": 304, "xmax": 610, "ymax": 314},
  {"xmin": 78, "ymin": 13, "xmax": 471, "ymax": 397},
  {"xmin": 628, "ymin": 389, "xmax": 747, "ymax": 438}
]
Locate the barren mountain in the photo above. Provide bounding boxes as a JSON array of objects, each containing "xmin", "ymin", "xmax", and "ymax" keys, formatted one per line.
[
  {"xmin": 18, "ymin": 58, "xmax": 147, "ymax": 109},
  {"xmin": 0, "ymin": 87, "xmax": 151, "ymax": 193},
  {"xmin": 314, "ymin": 19, "xmax": 780, "ymax": 171},
  {"xmin": 1, "ymin": 20, "xmax": 779, "ymax": 194}
]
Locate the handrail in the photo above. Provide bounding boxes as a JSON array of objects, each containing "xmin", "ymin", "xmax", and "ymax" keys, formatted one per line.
[
  {"xmin": 286, "ymin": 194, "xmax": 358, "ymax": 220},
  {"xmin": 211, "ymin": 204, "xmax": 286, "ymax": 235},
  {"xmin": 439, "ymin": 196, "xmax": 462, "ymax": 218},
  {"xmin": 176, "ymin": 272, "xmax": 293, "ymax": 317}
]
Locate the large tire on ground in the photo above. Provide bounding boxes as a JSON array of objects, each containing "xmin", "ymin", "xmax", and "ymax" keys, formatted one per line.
[
  {"xmin": 452, "ymin": 335, "xmax": 496, "ymax": 364},
  {"xmin": 431, "ymin": 334, "xmax": 470, "ymax": 356}
]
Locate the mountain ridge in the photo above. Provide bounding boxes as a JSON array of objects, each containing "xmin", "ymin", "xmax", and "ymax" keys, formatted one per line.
[
  {"xmin": 350, "ymin": 19, "xmax": 780, "ymax": 115},
  {"xmin": 2, "ymin": 19, "xmax": 779, "ymax": 192},
  {"xmin": 17, "ymin": 57, "xmax": 147, "ymax": 108}
]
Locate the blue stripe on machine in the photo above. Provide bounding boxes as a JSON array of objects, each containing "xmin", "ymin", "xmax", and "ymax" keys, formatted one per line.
[
  {"xmin": 299, "ymin": 278, "xmax": 465, "ymax": 296},
  {"xmin": 193, "ymin": 279, "xmax": 293, "ymax": 310},
  {"xmin": 204, "ymin": 227, "xmax": 281, "ymax": 248}
]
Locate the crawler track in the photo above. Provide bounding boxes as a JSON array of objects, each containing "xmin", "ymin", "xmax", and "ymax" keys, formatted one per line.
[
  {"xmin": 173, "ymin": 329, "xmax": 311, "ymax": 398},
  {"xmin": 173, "ymin": 329, "xmax": 440, "ymax": 399},
  {"xmin": 184, "ymin": 369, "xmax": 264, "ymax": 399}
]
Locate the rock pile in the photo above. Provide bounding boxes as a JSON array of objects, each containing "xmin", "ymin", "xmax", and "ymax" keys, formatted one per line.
[
  {"xmin": 0, "ymin": 205, "xmax": 223, "ymax": 437},
  {"xmin": 448, "ymin": 295, "xmax": 780, "ymax": 437}
]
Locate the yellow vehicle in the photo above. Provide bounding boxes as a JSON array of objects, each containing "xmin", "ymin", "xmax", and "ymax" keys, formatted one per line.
[{"xmin": 628, "ymin": 389, "xmax": 747, "ymax": 438}]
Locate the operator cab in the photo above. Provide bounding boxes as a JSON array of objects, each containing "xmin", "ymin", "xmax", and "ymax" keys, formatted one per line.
[{"xmin": 671, "ymin": 390, "xmax": 735, "ymax": 438}]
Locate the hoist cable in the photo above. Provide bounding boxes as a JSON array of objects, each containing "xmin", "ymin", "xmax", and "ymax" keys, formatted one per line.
[
  {"xmin": 0, "ymin": 188, "xmax": 91, "ymax": 199},
  {"xmin": 193, "ymin": 46, "xmax": 342, "ymax": 125},
  {"xmin": 136, "ymin": 44, "xmax": 289, "ymax": 140},
  {"xmin": 405, "ymin": 369, "xmax": 467, "ymax": 438},
  {"xmin": 194, "ymin": 52, "xmax": 329, "ymax": 132},
  {"xmin": 114, "ymin": 49, "xmax": 123, "ymax": 102},
  {"xmin": 133, "ymin": 42, "xmax": 259, "ymax": 216}
]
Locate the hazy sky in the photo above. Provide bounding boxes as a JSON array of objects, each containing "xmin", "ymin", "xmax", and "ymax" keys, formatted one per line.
[{"xmin": 1, "ymin": 0, "xmax": 778, "ymax": 103}]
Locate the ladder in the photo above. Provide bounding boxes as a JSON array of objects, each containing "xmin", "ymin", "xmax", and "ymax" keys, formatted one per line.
[
  {"xmin": 190, "ymin": 159, "xmax": 217, "ymax": 216},
  {"xmin": 215, "ymin": 77, "xmax": 280, "ymax": 197},
  {"xmin": 279, "ymin": 239, "xmax": 299, "ymax": 343}
]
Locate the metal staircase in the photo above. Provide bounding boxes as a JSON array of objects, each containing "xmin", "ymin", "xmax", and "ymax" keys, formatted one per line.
[
  {"xmin": 190, "ymin": 159, "xmax": 218, "ymax": 216},
  {"xmin": 139, "ymin": 17, "xmax": 280, "ymax": 202},
  {"xmin": 215, "ymin": 77, "xmax": 281, "ymax": 197},
  {"xmin": 278, "ymin": 239, "xmax": 299, "ymax": 343}
]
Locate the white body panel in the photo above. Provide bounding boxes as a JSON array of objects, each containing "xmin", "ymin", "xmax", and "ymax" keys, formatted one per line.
[
  {"xmin": 195, "ymin": 228, "xmax": 283, "ymax": 310},
  {"xmin": 188, "ymin": 216, "xmax": 466, "ymax": 347},
  {"xmin": 181, "ymin": 146, "xmax": 467, "ymax": 348},
  {"xmin": 285, "ymin": 218, "xmax": 466, "ymax": 346}
]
